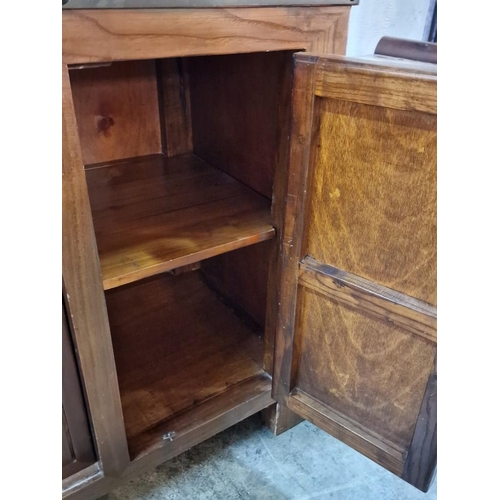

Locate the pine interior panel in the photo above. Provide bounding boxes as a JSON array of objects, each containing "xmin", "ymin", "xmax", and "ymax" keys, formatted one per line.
[
  {"xmin": 86, "ymin": 153, "xmax": 275, "ymax": 290},
  {"xmin": 69, "ymin": 61, "xmax": 162, "ymax": 165},
  {"xmin": 105, "ymin": 271, "xmax": 270, "ymax": 459}
]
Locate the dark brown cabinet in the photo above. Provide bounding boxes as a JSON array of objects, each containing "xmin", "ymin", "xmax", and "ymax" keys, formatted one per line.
[{"xmin": 62, "ymin": 6, "xmax": 436, "ymax": 500}]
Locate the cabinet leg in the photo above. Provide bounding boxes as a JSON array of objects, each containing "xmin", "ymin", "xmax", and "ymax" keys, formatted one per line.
[{"xmin": 262, "ymin": 403, "xmax": 303, "ymax": 436}]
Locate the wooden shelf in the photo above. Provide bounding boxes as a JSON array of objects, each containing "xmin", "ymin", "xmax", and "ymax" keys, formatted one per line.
[
  {"xmin": 105, "ymin": 271, "xmax": 272, "ymax": 460},
  {"xmin": 86, "ymin": 154, "xmax": 275, "ymax": 290}
]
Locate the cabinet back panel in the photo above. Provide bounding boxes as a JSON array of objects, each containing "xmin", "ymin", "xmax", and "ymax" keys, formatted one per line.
[
  {"xmin": 201, "ymin": 240, "xmax": 272, "ymax": 329},
  {"xmin": 70, "ymin": 60, "xmax": 162, "ymax": 165},
  {"xmin": 189, "ymin": 51, "xmax": 294, "ymax": 199}
]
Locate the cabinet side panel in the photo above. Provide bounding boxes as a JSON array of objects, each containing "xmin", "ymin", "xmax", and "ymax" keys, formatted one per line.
[{"xmin": 63, "ymin": 65, "xmax": 130, "ymax": 476}]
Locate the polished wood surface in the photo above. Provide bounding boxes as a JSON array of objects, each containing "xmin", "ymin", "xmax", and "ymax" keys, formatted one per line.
[
  {"xmin": 299, "ymin": 257, "xmax": 437, "ymax": 342},
  {"xmin": 273, "ymin": 54, "xmax": 437, "ymax": 491},
  {"xmin": 85, "ymin": 154, "xmax": 275, "ymax": 290},
  {"xmin": 61, "ymin": 5, "xmax": 361, "ymax": 497},
  {"xmin": 70, "ymin": 61, "xmax": 162, "ymax": 165},
  {"xmin": 62, "ymin": 7, "xmax": 350, "ymax": 64},
  {"xmin": 190, "ymin": 51, "xmax": 295, "ymax": 199},
  {"xmin": 306, "ymin": 96, "xmax": 436, "ymax": 304},
  {"xmin": 201, "ymin": 242, "xmax": 272, "ymax": 329},
  {"xmin": 62, "ymin": 65, "xmax": 130, "ymax": 478},
  {"xmin": 105, "ymin": 271, "xmax": 270, "ymax": 459},
  {"xmin": 62, "ymin": 301, "xmax": 95, "ymax": 479},
  {"xmin": 292, "ymin": 284, "xmax": 435, "ymax": 454},
  {"xmin": 157, "ymin": 58, "xmax": 193, "ymax": 157}
]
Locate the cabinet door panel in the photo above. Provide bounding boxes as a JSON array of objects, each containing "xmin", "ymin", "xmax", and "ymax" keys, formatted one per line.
[
  {"xmin": 274, "ymin": 54, "xmax": 436, "ymax": 491},
  {"xmin": 62, "ymin": 301, "xmax": 96, "ymax": 479}
]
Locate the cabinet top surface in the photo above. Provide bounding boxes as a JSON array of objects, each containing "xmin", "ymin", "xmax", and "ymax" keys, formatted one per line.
[{"xmin": 63, "ymin": 0, "xmax": 357, "ymax": 9}]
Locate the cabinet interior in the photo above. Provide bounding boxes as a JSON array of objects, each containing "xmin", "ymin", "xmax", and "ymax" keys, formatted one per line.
[{"xmin": 68, "ymin": 51, "xmax": 294, "ymax": 460}]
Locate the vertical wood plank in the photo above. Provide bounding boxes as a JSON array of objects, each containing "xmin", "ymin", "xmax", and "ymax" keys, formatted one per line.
[
  {"xmin": 62, "ymin": 65, "xmax": 130, "ymax": 476},
  {"xmin": 272, "ymin": 55, "xmax": 319, "ymax": 402},
  {"xmin": 157, "ymin": 58, "xmax": 193, "ymax": 157}
]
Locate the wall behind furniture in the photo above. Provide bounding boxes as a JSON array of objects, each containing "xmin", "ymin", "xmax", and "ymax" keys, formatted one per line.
[{"xmin": 346, "ymin": 0, "xmax": 433, "ymax": 56}]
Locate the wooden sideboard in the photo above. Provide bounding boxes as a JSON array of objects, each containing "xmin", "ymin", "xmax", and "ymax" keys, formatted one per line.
[{"xmin": 62, "ymin": 6, "xmax": 436, "ymax": 499}]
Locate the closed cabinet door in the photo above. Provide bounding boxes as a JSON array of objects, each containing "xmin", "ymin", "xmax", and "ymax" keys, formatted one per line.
[
  {"xmin": 63, "ymin": 300, "xmax": 96, "ymax": 479},
  {"xmin": 273, "ymin": 54, "xmax": 436, "ymax": 491}
]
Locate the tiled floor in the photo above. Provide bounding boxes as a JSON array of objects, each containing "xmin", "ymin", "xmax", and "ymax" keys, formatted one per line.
[{"xmin": 106, "ymin": 415, "xmax": 437, "ymax": 500}]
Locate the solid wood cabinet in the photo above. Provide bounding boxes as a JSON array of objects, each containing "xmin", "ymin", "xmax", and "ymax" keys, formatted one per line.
[{"xmin": 62, "ymin": 6, "xmax": 436, "ymax": 499}]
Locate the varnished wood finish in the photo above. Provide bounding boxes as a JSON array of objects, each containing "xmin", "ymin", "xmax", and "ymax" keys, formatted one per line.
[
  {"xmin": 85, "ymin": 154, "xmax": 275, "ymax": 290},
  {"xmin": 315, "ymin": 62, "xmax": 436, "ymax": 114},
  {"xmin": 288, "ymin": 389, "xmax": 405, "ymax": 476},
  {"xmin": 273, "ymin": 54, "xmax": 437, "ymax": 491},
  {"xmin": 157, "ymin": 58, "xmax": 193, "ymax": 157},
  {"xmin": 402, "ymin": 358, "xmax": 437, "ymax": 491},
  {"xmin": 201, "ymin": 241, "xmax": 272, "ymax": 328},
  {"xmin": 306, "ymin": 56, "xmax": 437, "ymax": 305},
  {"xmin": 62, "ymin": 7, "xmax": 350, "ymax": 65},
  {"xmin": 69, "ymin": 61, "xmax": 162, "ymax": 165},
  {"xmin": 62, "ymin": 302, "xmax": 95, "ymax": 479},
  {"xmin": 261, "ymin": 403, "xmax": 302, "ymax": 436},
  {"xmin": 190, "ymin": 51, "xmax": 295, "ymax": 198},
  {"xmin": 64, "ymin": 373, "xmax": 272, "ymax": 500},
  {"xmin": 105, "ymin": 271, "xmax": 270, "ymax": 459},
  {"xmin": 273, "ymin": 55, "xmax": 318, "ymax": 402},
  {"xmin": 62, "ymin": 65, "xmax": 130, "ymax": 477},
  {"xmin": 299, "ymin": 257, "xmax": 437, "ymax": 342},
  {"xmin": 292, "ymin": 286, "xmax": 435, "ymax": 452}
]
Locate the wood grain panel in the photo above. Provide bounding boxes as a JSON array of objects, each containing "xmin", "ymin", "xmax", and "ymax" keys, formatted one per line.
[
  {"xmin": 201, "ymin": 241, "xmax": 272, "ymax": 328},
  {"xmin": 157, "ymin": 58, "xmax": 193, "ymax": 157},
  {"xmin": 63, "ymin": 65, "xmax": 130, "ymax": 476},
  {"xmin": 105, "ymin": 271, "xmax": 267, "ymax": 458},
  {"xmin": 62, "ymin": 8, "xmax": 351, "ymax": 64},
  {"xmin": 315, "ymin": 60, "xmax": 436, "ymax": 114},
  {"xmin": 293, "ymin": 286, "xmax": 436, "ymax": 451},
  {"xmin": 189, "ymin": 51, "xmax": 294, "ymax": 198},
  {"xmin": 271, "ymin": 55, "xmax": 319, "ymax": 402},
  {"xmin": 288, "ymin": 389, "xmax": 405, "ymax": 476},
  {"xmin": 86, "ymin": 154, "xmax": 274, "ymax": 290},
  {"xmin": 70, "ymin": 60, "xmax": 161, "ymax": 165},
  {"xmin": 299, "ymin": 257, "xmax": 436, "ymax": 342},
  {"xmin": 305, "ymin": 98, "xmax": 437, "ymax": 304}
]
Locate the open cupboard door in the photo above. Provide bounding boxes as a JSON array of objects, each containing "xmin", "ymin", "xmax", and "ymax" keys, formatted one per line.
[{"xmin": 273, "ymin": 53, "xmax": 437, "ymax": 491}]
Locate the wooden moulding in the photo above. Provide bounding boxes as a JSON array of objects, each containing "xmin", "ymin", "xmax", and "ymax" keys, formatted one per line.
[{"xmin": 298, "ymin": 257, "xmax": 437, "ymax": 343}]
